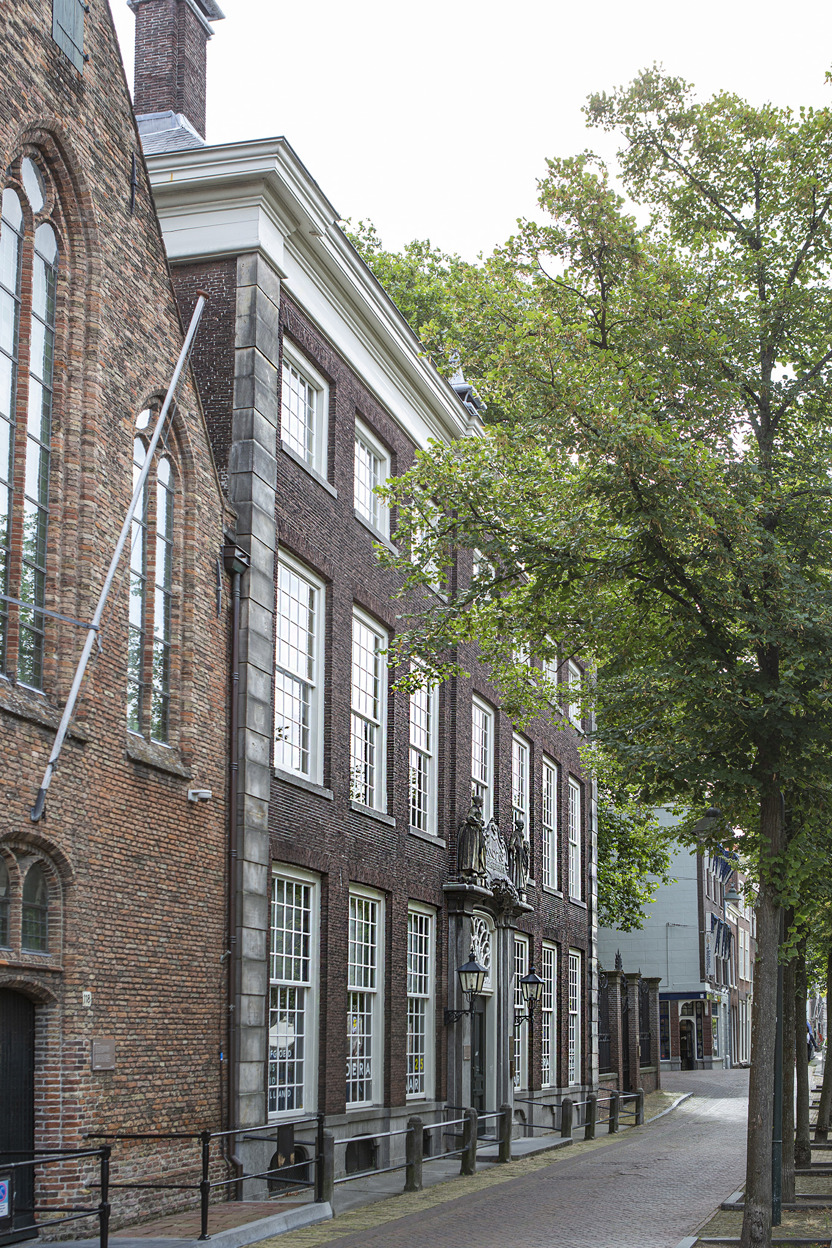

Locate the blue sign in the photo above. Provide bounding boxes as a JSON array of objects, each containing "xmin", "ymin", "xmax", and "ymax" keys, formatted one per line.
[{"xmin": 0, "ymin": 1177, "xmax": 10, "ymax": 1221}]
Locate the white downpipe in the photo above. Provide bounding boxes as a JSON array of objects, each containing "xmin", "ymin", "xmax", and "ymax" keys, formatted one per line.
[{"xmin": 30, "ymin": 293, "xmax": 208, "ymax": 822}]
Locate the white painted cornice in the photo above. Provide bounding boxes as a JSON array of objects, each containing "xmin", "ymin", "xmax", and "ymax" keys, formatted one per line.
[{"xmin": 145, "ymin": 137, "xmax": 482, "ymax": 448}]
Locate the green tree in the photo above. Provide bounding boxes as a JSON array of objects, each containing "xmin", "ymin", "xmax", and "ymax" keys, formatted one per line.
[
  {"xmin": 372, "ymin": 71, "xmax": 832, "ymax": 1248},
  {"xmin": 345, "ymin": 221, "xmax": 473, "ymax": 375}
]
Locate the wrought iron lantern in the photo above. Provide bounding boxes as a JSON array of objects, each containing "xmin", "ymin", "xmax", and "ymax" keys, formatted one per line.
[
  {"xmin": 514, "ymin": 964, "xmax": 545, "ymax": 1032},
  {"xmin": 444, "ymin": 948, "xmax": 488, "ymax": 1025}
]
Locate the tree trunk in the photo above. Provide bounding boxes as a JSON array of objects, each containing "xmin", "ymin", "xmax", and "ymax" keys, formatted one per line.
[
  {"xmin": 781, "ymin": 947, "xmax": 796, "ymax": 1202},
  {"xmin": 795, "ymin": 937, "xmax": 811, "ymax": 1166},
  {"xmin": 813, "ymin": 947, "xmax": 832, "ymax": 1141},
  {"xmin": 740, "ymin": 784, "xmax": 783, "ymax": 1248}
]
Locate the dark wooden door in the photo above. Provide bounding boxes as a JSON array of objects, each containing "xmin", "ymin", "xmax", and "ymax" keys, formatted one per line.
[
  {"xmin": 470, "ymin": 1001, "xmax": 486, "ymax": 1116},
  {"xmin": 0, "ymin": 989, "xmax": 36, "ymax": 1244}
]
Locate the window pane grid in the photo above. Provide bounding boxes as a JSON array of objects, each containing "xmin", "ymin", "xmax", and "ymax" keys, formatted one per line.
[
  {"xmin": 568, "ymin": 951, "xmax": 581, "ymax": 1084},
  {"xmin": 270, "ymin": 877, "xmax": 312, "ymax": 984},
  {"xmin": 471, "ymin": 701, "xmax": 493, "ymax": 817},
  {"xmin": 512, "ymin": 736, "xmax": 529, "ymax": 832},
  {"xmin": 275, "ymin": 562, "xmax": 319, "ymax": 777},
  {"xmin": 568, "ymin": 780, "xmax": 581, "ymax": 900},
  {"xmin": 354, "ymin": 433, "xmax": 384, "ymax": 530},
  {"xmin": 409, "ymin": 685, "xmax": 433, "ymax": 832},
  {"xmin": 513, "ymin": 936, "xmax": 529, "ymax": 1089},
  {"xmin": 350, "ymin": 615, "xmax": 385, "ymax": 807},
  {"xmin": 269, "ymin": 876, "xmax": 313, "ymax": 1116},
  {"xmin": 282, "ymin": 359, "xmax": 316, "ymax": 464},
  {"xmin": 541, "ymin": 945, "xmax": 557, "ymax": 1087},
  {"xmin": 542, "ymin": 759, "xmax": 558, "ymax": 890},
  {"xmin": 347, "ymin": 894, "xmax": 379, "ymax": 1106},
  {"xmin": 407, "ymin": 910, "xmax": 432, "ymax": 1097},
  {"xmin": 268, "ymin": 985, "xmax": 306, "ymax": 1114}
]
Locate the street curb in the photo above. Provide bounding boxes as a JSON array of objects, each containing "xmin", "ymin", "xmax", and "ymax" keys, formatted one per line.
[
  {"xmin": 645, "ymin": 1091, "xmax": 693, "ymax": 1123},
  {"xmin": 39, "ymin": 1204, "xmax": 334, "ymax": 1248}
]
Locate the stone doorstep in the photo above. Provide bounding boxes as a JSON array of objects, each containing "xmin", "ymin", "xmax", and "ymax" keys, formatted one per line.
[{"xmin": 34, "ymin": 1202, "xmax": 333, "ymax": 1248}]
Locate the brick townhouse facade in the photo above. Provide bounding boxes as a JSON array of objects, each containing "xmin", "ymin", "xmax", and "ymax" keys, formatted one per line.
[
  {"xmin": 0, "ymin": 0, "xmax": 231, "ymax": 1240},
  {"xmin": 130, "ymin": 0, "xmax": 597, "ymax": 1180}
]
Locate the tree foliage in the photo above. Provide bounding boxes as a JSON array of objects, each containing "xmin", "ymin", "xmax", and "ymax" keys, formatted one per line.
[{"xmin": 363, "ymin": 70, "xmax": 832, "ymax": 1246}]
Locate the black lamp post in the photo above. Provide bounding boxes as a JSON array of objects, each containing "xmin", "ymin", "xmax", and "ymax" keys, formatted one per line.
[
  {"xmin": 515, "ymin": 964, "xmax": 545, "ymax": 1033},
  {"xmin": 444, "ymin": 949, "xmax": 488, "ymax": 1025}
]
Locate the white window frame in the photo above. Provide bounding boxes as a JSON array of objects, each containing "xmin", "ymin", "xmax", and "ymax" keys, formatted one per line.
[
  {"xmin": 274, "ymin": 552, "xmax": 325, "ymax": 784},
  {"xmin": 347, "ymin": 887, "xmax": 385, "ymax": 1107},
  {"xmin": 541, "ymin": 942, "xmax": 557, "ymax": 1088},
  {"xmin": 568, "ymin": 949, "xmax": 582, "ymax": 1085},
  {"xmin": 566, "ymin": 659, "xmax": 582, "ymax": 729},
  {"xmin": 354, "ymin": 417, "xmax": 390, "ymax": 538},
  {"xmin": 350, "ymin": 607, "xmax": 388, "ymax": 811},
  {"xmin": 406, "ymin": 904, "xmax": 435, "ymax": 1100},
  {"xmin": 268, "ymin": 866, "xmax": 319, "ymax": 1119},
  {"xmin": 513, "ymin": 934, "xmax": 529, "ymax": 1090},
  {"xmin": 280, "ymin": 338, "xmax": 329, "ymax": 479},
  {"xmin": 542, "ymin": 757, "xmax": 559, "ymax": 891},
  {"xmin": 471, "ymin": 696, "xmax": 495, "ymax": 821},
  {"xmin": 511, "ymin": 734, "xmax": 530, "ymax": 840},
  {"xmin": 409, "ymin": 677, "xmax": 438, "ymax": 836},
  {"xmin": 568, "ymin": 778, "xmax": 582, "ymax": 901}
]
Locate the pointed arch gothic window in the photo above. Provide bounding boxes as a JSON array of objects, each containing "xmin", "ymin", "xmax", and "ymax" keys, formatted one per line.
[
  {"xmin": 0, "ymin": 156, "xmax": 61, "ymax": 689},
  {"xmin": 128, "ymin": 410, "xmax": 176, "ymax": 744}
]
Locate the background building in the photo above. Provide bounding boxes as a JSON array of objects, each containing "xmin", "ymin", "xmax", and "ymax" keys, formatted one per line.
[
  {"xmin": 130, "ymin": 0, "xmax": 598, "ymax": 1179},
  {"xmin": 598, "ymin": 818, "xmax": 756, "ymax": 1072}
]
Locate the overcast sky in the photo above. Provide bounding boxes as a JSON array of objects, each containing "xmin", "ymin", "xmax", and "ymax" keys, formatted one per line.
[{"xmin": 112, "ymin": 1, "xmax": 832, "ymax": 261}]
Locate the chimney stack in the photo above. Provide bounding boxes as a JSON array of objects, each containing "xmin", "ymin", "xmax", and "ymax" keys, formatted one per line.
[{"xmin": 130, "ymin": 0, "xmax": 224, "ymax": 141}]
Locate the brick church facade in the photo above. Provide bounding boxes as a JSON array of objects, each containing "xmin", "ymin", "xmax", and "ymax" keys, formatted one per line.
[{"xmin": 0, "ymin": 0, "xmax": 231, "ymax": 1238}]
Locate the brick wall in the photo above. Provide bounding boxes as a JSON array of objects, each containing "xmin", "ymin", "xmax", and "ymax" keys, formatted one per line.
[
  {"xmin": 0, "ymin": 0, "xmax": 231, "ymax": 1231},
  {"xmin": 132, "ymin": 0, "xmax": 208, "ymax": 136}
]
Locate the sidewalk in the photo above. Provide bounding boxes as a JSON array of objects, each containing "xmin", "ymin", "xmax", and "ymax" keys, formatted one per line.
[{"xmin": 42, "ymin": 1088, "xmax": 683, "ymax": 1248}]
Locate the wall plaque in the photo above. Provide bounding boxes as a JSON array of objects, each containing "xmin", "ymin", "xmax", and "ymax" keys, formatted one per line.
[{"xmin": 91, "ymin": 1037, "xmax": 116, "ymax": 1070}]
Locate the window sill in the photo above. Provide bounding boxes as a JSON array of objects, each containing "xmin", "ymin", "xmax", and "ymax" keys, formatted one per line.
[
  {"xmin": 542, "ymin": 885, "xmax": 563, "ymax": 898},
  {"xmin": 408, "ymin": 826, "xmax": 447, "ymax": 848},
  {"xmin": 0, "ymin": 676, "xmax": 89, "ymax": 741},
  {"xmin": 273, "ymin": 768, "xmax": 334, "ymax": 800},
  {"xmin": 569, "ymin": 896, "xmax": 588, "ymax": 910},
  {"xmin": 280, "ymin": 441, "xmax": 337, "ymax": 497},
  {"xmin": 349, "ymin": 800, "xmax": 396, "ymax": 828},
  {"xmin": 354, "ymin": 510, "xmax": 398, "ymax": 554},
  {"xmin": 126, "ymin": 733, "xmax": 191, "ymax": 779}
]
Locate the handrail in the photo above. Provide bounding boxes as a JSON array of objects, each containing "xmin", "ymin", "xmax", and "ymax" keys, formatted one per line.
[
  {"xmin": 1, "ymin": 1144, "xmax": 111, "ymax": 1248},
  {"xmin": 337, "ymin": 1127, "xmax": 412, "ymax": 1145}
]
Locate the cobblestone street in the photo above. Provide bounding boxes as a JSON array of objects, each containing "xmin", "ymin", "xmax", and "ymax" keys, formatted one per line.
[{"xmin": 273, "ymin": 1069, "xmax": 749, "ymax": 1248}]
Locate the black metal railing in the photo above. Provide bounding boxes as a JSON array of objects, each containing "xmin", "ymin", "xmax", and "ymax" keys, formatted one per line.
[
  {"xmin": 0, "ymin": 1146, "xmax": 112, "ymax": 1248},
  {"xmin": 87, "ymin": 1115, "xmax": 324, "ymax": 1239}
]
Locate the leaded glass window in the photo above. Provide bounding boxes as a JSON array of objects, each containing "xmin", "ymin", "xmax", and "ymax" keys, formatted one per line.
[
  {"xmin": 513, "ymin": 935, "xmax": 529, "ymax": 1089},
  {"xmin": 0, "ymin": 858, "xmax": 9, "ymax": 947},
  {"xmin": 22, "ymin": 862, "xmax": 48, "ymax": 952}
]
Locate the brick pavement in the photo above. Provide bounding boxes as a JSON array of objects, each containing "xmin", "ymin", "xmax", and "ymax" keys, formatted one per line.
[{"xmin": 264, "ymin": 1069, "xmax": 749, "ymax": 1248}]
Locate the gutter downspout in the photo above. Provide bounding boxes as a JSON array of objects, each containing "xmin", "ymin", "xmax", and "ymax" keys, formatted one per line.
[{"xmin": 223, "ymin": 540, "xmax": 250, "ymax": 1191}]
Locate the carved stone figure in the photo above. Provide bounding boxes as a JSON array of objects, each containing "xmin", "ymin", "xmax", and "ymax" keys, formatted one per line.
[
  {"xmin": 507, "ymin": 813, "xmax": 530, "ymax": 897},
  {"xmin": 484, "ymin": 815, "xmax": 509, "ymax": 883},
  {"xmin": 457, "ymin": 792, "xmax": 487, "ymax": 882}
]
